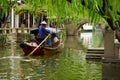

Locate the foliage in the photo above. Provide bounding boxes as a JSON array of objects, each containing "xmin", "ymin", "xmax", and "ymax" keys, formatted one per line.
[
  {"xmin": 80, "ymin": 0, "xmax": 120, "ymax": 30},
  {"xmin": 14, "ymin": 0, "xmax": 90, "ymax": 24},
  {"xmin": 0, "ymin": 0, "xmax": 15, "ymax": 16},
  {"xmin": 0, "ymin": 0, "xmax": 120, "ymax": 41},
  {"xmin": 0, "ymin": 34, "xmax": 8, "ymax": 46},
  {"xmin": 0, "ymin": 0, "xmax": 120, "ymax": 29},
  {"xmin": 0, "ymin": 0, "xmax": 12, "ymax": 11},
  {"xmin": 22, "ymin": 33, "xmax": 33, "ymax": 41}
]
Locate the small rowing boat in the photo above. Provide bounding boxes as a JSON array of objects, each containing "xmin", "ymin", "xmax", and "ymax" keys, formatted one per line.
[
  {"xmin": 20, "ymin": 27, "xmax": 63, "ymax": 56},
  {"xmin": 20, "ymin": 41, "xmax": 61, "ymax": 56}
]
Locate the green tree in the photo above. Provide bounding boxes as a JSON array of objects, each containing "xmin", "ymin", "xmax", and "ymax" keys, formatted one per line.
[
  {"xmin": 75, "ymin": 0, "xmax": 120, "ymax": 41},
  {"xmin": 0, "ymin": 0, "xmax": 15, "ymax": 27},
  {"xmin": 0, "ymin": 0, "xmax": 120, "ymax": 41}
]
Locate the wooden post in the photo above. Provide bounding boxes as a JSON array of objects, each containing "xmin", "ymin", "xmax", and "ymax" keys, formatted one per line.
[
  {"xmin": 15, "ymin": 15, "xmax": 19, "ymax": 28},
  {"xmin": 11, "ymin": 8, "xmax": 14, "ymax": 28},
  {"xmin": 28, "ymin": 13, "xmax": 30, "ymax": 28},
  {"xmin": 104, "ymin": 30, "xmax": 115, "ymax": 59}
]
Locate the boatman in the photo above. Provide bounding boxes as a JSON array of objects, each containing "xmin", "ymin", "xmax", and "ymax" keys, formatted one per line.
[{"xmin": 38, "ymin": 21, "xmax": 52, "ymax": 46}]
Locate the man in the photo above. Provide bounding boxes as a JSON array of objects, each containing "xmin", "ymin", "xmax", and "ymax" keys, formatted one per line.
[{"xmin": 38, "ymin": 21, "xmax": 52, "ymax": 46}]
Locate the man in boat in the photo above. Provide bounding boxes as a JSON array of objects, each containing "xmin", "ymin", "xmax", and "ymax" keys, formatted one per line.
[
  {"xmin": 30, "ymin": 28, "xmax": 39, "ymax": 46},
  {"xmin": 37, "ymin": 21, "xmax": 52, "ymax": 46},
  {"xmin": 30, "ymin": 21, "xmax": 60, "ymax": 47}
]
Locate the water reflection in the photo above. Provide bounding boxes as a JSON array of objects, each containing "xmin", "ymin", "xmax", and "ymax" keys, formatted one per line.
[
  {"xmin": 0, "ymin": 32, "xmax": 102, "ymax": 80},
  {"xmin": 64, "ymin": 36, "xmax": 85, "ymax": 50},
  {"xmin": 81, "ymin": 32, "xmax": 104, "ymax": 48},
  {"xmin": 19, "ymin": 54, "xmax": 60, "ymax": 80},
  {"xmin": 81, "ymin": 32, "xmax": 92, "ymax": 47},
  {"xmin": 102, "ymin": 61, "xmax": 120, "ymax": 80}
]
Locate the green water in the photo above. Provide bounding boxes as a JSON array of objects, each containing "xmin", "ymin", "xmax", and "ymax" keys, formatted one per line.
[{"xmin": 0, "ymin": 32, "xmax": 102, "ymax": 80}]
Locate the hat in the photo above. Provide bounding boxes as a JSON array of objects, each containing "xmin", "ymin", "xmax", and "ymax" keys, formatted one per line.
[{"xmin": 41, "ymin": 21, "xmax": 47, "ymax": 24}]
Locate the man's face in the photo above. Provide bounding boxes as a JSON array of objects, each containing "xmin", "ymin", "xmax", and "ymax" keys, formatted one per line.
[{"xmin": 43, "ymin": 24, "xmax": 47, "ymax": 27}]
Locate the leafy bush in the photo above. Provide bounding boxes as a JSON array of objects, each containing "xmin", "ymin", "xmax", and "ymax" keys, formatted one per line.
[{"xmin": 0, "ymin": 34, "xmax": 8, "ymax": 46}]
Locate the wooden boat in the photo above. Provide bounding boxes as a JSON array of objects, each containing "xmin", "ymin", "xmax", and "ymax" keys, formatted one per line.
[
  {"xmin": 20, "ymin": 41, "xmax": 62, "ymax": 56},
  {"xmin": 20, "ymin": 27, "xmax": 63, "ymax": 56}
]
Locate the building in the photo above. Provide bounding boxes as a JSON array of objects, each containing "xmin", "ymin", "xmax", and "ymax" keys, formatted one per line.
[{"xmin": 0, "ymin": 0, "xmax": 47, "ymax": 34}]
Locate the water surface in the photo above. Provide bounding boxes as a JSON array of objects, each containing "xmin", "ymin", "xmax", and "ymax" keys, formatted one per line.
[{"xmin": 0, "ymin": 32, "xmax": 102, "ymax": 80}]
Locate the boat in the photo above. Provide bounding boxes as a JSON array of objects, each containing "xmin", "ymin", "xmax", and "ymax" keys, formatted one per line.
[
  {"xmin": 20, "ymin": 41, "xmax": 62, "ymax": 56},
  {"xmin": 20, "ymin": 27, "xmax": 63, "ymax": 56}
]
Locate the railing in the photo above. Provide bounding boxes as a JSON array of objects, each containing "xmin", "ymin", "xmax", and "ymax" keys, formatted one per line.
[{"xmin": 0, "ymin": 28, "xmax": 30, "ymax": 34}]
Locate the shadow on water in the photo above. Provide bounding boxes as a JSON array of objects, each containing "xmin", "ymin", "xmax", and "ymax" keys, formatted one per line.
[
  {"xmin": 64, "ymin": 36, "xmax": 85, "ymax": 50},
  {"xmin": 1, "ymin": 31, "xmax": 117, "ymax": 80},
  {"xmin": 102, "ymin": 61, "xmax": 120, "ymax": 80}
]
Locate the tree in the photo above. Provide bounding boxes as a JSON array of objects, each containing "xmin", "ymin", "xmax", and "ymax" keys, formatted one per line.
[
  {"xmin": 0, "ymin": 0, "xmax": 120, "ymax": 41},
  {"xmin": 23, "ymin": 0, "xmax": 120, "ymax": 41},
  {"xmin": 0, "ymin": 0, "xmax": 16, "ymax": 27},
  {"xmin": 21, "ymin": 0, "xmax": 119, "ymax": 28},
  {"xmin": 80, "ymin": 0, "xmax": 120, "ymax": 41}
]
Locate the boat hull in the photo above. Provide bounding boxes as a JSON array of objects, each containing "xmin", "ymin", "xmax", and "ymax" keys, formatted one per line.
[{"xmin": 20, "ymin": 42, "xmax": 61, "ymax": 56}]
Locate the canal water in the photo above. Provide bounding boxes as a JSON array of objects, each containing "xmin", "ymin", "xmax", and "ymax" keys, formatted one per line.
[{"xmin": 0, "ymin": 32, "xmax": 103, "ymax": 80}]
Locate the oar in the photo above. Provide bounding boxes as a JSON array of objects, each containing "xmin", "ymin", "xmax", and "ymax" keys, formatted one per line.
[{"xmin": 28, "ymin": 34, "xmax": 51, "ymax": 56}]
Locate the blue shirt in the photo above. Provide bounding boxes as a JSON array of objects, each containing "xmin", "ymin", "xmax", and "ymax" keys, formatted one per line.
[{"xmin": 38, "ymin": 25, "xmax": 50, "ymax": 39}]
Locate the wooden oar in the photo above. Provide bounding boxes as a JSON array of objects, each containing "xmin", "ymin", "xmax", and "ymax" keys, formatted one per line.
[{"xmin": 28, "ymin": 34, "xmax": 51, "ymax": 56}]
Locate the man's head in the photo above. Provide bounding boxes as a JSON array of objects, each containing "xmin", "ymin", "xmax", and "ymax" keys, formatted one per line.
[{"xmin": 41, "ymin": 21, "xmax": 47, "ymax": 27}]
